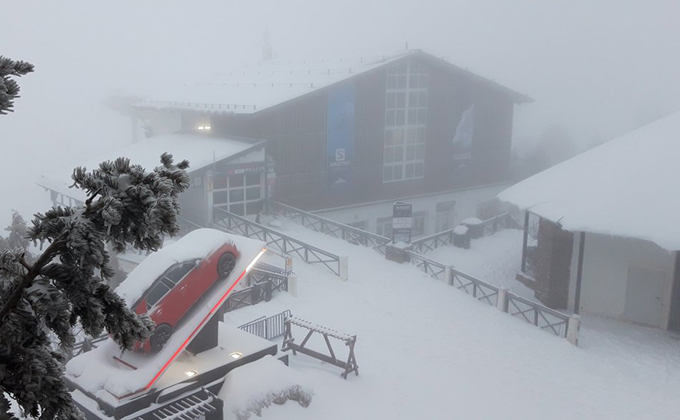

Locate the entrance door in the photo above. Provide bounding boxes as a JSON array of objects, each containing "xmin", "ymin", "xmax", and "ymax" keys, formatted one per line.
[{"xmin": 624, "ymin": 266, "xmax": 665, "ymax": 327}]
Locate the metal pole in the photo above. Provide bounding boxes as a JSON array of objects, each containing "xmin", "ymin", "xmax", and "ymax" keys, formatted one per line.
[
  {"xmin": 574, "ymin": 232, "xmax": 586, "ymax": 315},
  {"xmin": 521, "ymin": 211, "xmax": 530, "ymax": 273}
]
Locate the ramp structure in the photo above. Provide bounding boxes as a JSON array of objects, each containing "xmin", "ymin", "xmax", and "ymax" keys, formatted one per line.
[{"xmin": 66, "ymin": 233, "xmax": 276, "ymax": 419}]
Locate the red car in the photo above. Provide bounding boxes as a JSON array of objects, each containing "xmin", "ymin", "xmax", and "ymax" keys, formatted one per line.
[{"xmin": 130, "ymin": 242, "xmax": 240, "ymax": 353}]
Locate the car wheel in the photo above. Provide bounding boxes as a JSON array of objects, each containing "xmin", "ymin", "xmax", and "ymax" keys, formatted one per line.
[
  {"xmin": 217, "ymin": 252, "xmax": 236, "ymax": 279},
  {"xmin": 150, "ymin": 324, "xmax": 173, "ymax": 353}
]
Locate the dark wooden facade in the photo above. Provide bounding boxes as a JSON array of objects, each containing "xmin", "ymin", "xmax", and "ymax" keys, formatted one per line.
[{"xmin": 181, "ymin": 51, "xmax": 528, "ymax": 211}]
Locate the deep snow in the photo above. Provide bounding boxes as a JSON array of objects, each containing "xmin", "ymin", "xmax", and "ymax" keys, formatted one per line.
[{"xmin": 222, "ymin": 219, "xmax": 680, "ymax": 420}]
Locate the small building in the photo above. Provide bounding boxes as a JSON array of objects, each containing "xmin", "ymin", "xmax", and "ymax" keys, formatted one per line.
[
  {"xmin": 498, "ymin": 112, "xmax": 680, "ymax": 330},
  {"xmin": 130, "ymin": 49, "xmax": 531, "ymax": 237},
  {"xmin": 38, "ymin": 133, "xmax": 267, "ymax": 226}
]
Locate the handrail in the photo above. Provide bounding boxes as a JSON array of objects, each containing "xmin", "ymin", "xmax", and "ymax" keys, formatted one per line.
[
  {"xmin": 238, "ymin": 309, "xmax": 292, "ymax": 340},
  {"xmin": 212, "ymin": 207, "xmax": 346, "ymax": 279},
  {"xmin": 264, "ymin": 200, "xmax": 390, "ymax": 253},
  {"xmin": 410, "ymin": 229, "xmax": 455, "ymax": 254}
]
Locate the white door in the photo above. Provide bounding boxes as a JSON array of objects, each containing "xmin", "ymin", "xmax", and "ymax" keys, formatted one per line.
[{"xmin": 624, "ymin": 266, "xmax": 665, "ymax": 327}]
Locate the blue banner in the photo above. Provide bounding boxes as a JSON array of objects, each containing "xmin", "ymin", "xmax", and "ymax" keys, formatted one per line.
[{"xmin": 326, "ymin": 82, "xmax": 355, "ymax": 192}]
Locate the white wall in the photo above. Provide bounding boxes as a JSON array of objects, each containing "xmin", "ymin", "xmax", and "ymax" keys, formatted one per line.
[
  {"xmin": 314, "ymin": 183, "xmax": 509, "ymax": 238},
  {"xmin": 568, "ymin": 232, "xmax": 675, "ymax": 328}
]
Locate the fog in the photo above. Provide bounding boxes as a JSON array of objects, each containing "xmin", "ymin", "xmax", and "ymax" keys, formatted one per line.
[{"xmin": 1, "ymin": 0, "xmax": 679, "ymax": 226}]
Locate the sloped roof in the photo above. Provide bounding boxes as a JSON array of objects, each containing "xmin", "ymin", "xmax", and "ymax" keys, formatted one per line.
[
  {"xmin": 38, "ymin": 133, "xmax": 264, "ymax": 201},
  {"xmin": 498, "ymin": 111, "xmax": 680, "ymax": 250},
  {"xmin": 134, "ymin": 50, "xmax": 531, "ymax": 115}
]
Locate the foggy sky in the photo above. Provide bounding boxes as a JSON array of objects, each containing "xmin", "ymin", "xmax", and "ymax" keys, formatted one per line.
[{"xmin": 1, "ymin": 0, "xmax": 679, "ymax": 226}]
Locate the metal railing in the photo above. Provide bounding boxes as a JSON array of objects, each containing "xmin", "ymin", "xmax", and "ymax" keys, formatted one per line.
[
  {"xmin": 450, "ymin": 269, "xmax": 500, "ymax": 306},
  {"xmin": 238, "ymin": 309, "xmax": 291, "ymax": 340},
  {"xmin": 410, "ymin": 229, "xmax": 455, "ymax": 254},
  {"xmin": 406, "ymin": 251, "xmax": 448, "ymax": 281},
  {"xmin": 212, "ymin": 207, "xmax": 345, "ymax": 278},
  {"xmin": 406, "ymin": 250, "xmax": 569, "ymax": 338},
  {"xmin": 221, "ymin": 277, "xmax": 287, "ymax": 314},
  {"xmin": 476, "ymin": 212, "xmax": 517, "ymax": 237},
  {"xmin": 505, "ymin": 292, "xmax": 569, "ymax": 337},
  {"xmin": 264, "ymin": 200, "xmax": 391, "ymax": 253}
]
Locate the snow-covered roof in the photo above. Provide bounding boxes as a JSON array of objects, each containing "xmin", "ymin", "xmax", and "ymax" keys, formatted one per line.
[
  {"xmin": 498, "ymin": 111, "xmax": 680, "ymax": 250},
  {"xmin": 38, "ymin": 133, "xmax": 264, "ymax": 201},
  {"xmin": 134, "ymin": 50, "xmax": 531, "ymax": 115}
]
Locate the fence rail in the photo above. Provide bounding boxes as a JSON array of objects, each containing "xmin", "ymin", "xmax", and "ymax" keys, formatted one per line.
[
  {"xmin": 406, "ymin": 251, "xmax": 448, "ymax": 281},
  {"xmin": 450, "ymin": 270, "xmax": 500, "ymax": 306},
  {"xmin": 221, "ymin": 276, "xmax": 287, "ymax": 314},
  {"xmin": 405, "ymin": 250, "xmax": 570, "ymax": 339},
  {"xmin": 212, "ymin": 207, "xmax": 346, "ymax": 279},
  {"xmin": 264, "ymin": 200, "xmax": 390, "ymax": 254},
  {"xmin": 410, "ymin": 212, "xmax": 519, "ymax": 255},
  {"xmin": 238, "ymin": 309, "xmax": 291, "ymax": 340},
  {"xmin": 410, "ymin": 229, "xmax": 455, "ymax": 254},
  {"xmin": 476, "ymin": 212, "xmax": 518, "ymax": 237},
  {"xmin": 505, "ymin": 292, "xmax": 569, "ymax": 337}
]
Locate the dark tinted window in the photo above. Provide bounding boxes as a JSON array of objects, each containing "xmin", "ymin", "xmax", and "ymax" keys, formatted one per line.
[
  {"xmin": 164, "ymin": 262, "xmax": 195, "ymax": 285},
  {"xmin": 146, "ymin": 282, "xmax": 172, "ymax": 308}
]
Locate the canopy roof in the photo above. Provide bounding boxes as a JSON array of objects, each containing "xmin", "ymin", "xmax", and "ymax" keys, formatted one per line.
[
  {"xmin": 499, "ymin": 111, "xmax": 680, "ymax": 251},
  {"xmin": 38, "ymin": 133, "xmax": 264, "ymax": 201}
]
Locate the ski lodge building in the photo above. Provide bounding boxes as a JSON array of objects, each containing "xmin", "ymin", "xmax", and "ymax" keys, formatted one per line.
[
  {"xmin": 40, "ymin": 49, "xmax": 531, "ymax": 237},
  {"xmin": 499, "ymin": 111, "xmax": 680, "ymax": 330}
]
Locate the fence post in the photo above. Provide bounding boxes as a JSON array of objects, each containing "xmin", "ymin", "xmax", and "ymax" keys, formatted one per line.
[
  {"xmin": 264, "ymin": 280, "xmax": 273, "ymax": 302},
  {"xmin": 339, "ymin": 256, "xmax": 349, "ymax": 282},
  {"xmin": 567, "ymin": 315, "xmax": 581, "ymax": 346},
  {"xmin": 288, "ymin": 273, "xmax": 298, "ymax": 297},
  {"xmin": 444, "ymin": 266, "xmax": 453, "ymax": 286},
  {"xmin": 497, "ymin": 288, "xmax": 509, "ymax": 312}
]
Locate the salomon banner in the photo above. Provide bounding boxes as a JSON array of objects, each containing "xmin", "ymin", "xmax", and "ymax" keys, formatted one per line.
[
  {"xmin": 326, "ymin": 82, "xmax": 355, "ymax": 192},
  {"xmin": 452, "ymin": 104, "xmax": 474, "ymax": 174}
]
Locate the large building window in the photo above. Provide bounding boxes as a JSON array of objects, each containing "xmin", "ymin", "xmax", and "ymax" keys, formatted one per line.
[
  {"xmin": 383, "ymin": 61, "xmax": 428, "ymax": 183},
  {"xmin": 213, "ymin": 172, "xmax": 263, "ymax": 216}
]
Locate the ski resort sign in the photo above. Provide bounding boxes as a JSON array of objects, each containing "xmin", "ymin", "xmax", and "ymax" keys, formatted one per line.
[{"xmin": 392, "ymin": 202, "xmax": 412, "ymax": 243}]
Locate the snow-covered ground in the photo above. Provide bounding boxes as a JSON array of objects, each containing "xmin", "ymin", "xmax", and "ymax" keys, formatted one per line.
[
  {"xmin": 222, "ymin": 220, "xmax": 680, "ymax": 420},
  {"xmin": 427, "ymin": 228, "xmax": 535, "ymax": 300}
]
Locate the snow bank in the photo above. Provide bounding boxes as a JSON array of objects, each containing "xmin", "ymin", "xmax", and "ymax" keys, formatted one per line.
[{"xmin": 219, "ymin": 355, "xmax": 312, "ymax": 420}]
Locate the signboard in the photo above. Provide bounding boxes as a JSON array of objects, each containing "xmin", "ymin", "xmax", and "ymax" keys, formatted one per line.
[
  {"xmin": 392, "ymin": 202, "xmax": 412, "ymax": 243},
  {"xmin": 221, "ymin": 162, "xmax": 267, "ymax": 176},
  {"xmin": 326, "ymin": 82, "xmax": 355, "ymax": 192}
]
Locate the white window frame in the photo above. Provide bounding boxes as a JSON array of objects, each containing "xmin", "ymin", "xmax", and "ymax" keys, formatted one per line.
[
  {"xmin": 213, "ymin": 172, "xmax": 264, "ymax": 216},
  {"xmin": 383, "ymin": 60, "xmax": 428, "ymax": 183}
]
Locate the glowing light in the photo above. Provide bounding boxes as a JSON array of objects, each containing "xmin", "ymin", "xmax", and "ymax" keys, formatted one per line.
[
  {"xmin": 184, "ymin": 370, "xmax": 198, "ymax": 377},
  {"xmin": 229, "ymin": 352, "xmax": 243, "ymax": 359},
  {"xmin": 245, "ymin": 248, "xmax": 267, "ymax": 273},
  {"xmin": 197, "ymin": 126, "xmax": 205, "ymax": 130}
]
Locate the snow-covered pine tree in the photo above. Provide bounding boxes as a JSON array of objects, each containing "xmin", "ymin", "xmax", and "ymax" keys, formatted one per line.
[
  {"xmin": 0, "ymin": 56, "xmax": 34, "ymax": 115},
  {"xmin": 0, "ymin": 153, "xmax": 190, "ymax": 419},
  {"xmin": 0, "ymin": 211, "xmax": 31, "ymax": 259}
]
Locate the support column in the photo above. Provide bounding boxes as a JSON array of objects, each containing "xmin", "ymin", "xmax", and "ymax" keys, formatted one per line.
[
  {"xmin": 567, "ymin": 314, "xmax": 581, "ymax": 346},
  {"xmin": 574, "ymin": 231, "xmax": 586, "ymax": 315},
  {"xmin": 521, "ymin": 211, "xmax": 529, "ymax": 273}
]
